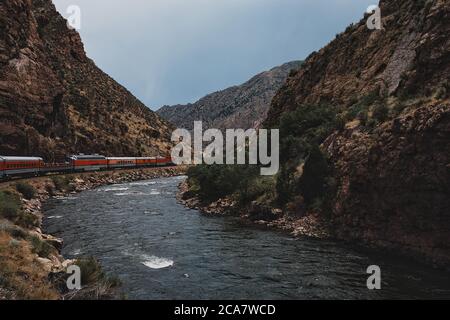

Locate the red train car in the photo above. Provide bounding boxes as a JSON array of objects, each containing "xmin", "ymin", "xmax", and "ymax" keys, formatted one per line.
[
  {"xmin": 1, "ymin": 154, "xmax": 174, "ymax": 180},
  {"xmin": 69, "ymin": 154, "xmax": 108, "ymax": 172},
  {"xmin": 107, "ymin": 157, "xmax": 137, "ymax": 169},
  {"xmin": 156, "ymin": 156, "xmax": 172, "ymax": 166},
  {"xmin": 136, "ymin": 157, "xmax": 157, "ymax": 167},
  {"xmin": 0, "ymin": 156, "xmax": 44, "ymax": 179}
]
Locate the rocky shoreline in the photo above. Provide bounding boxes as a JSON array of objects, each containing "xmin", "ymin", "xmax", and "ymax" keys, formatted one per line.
[
  {"xmin": 177, "ymin": 180, "xmax": 450, "ymax": 271},
  {"xmin": 0, "ymin": 166, "xmax": 187, "ymax": 300},
  {"xmin": 177, "ymin": 181, "xmax": 329, "ymax": 239}
]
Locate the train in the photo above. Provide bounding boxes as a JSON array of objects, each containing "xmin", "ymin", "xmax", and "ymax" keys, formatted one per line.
[{"xmin": 0, "ymin": 154, "xmax": 173, "ymax": 180}]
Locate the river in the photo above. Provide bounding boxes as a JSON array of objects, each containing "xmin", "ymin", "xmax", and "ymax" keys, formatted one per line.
[{"xmin": 43, "ymin": 176, "xmax": 450, "ymax": 299}]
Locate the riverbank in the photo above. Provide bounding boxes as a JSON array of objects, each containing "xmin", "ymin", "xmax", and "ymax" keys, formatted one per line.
[
  {"xmin": 177, "ymin": 181, "xmax": 329, "ymax": 239},
  {"xmin": 177, "ymin": 180, "xmax": 450, "ymax": 271},
  {"xmin": 43, "ymin": 175, "xmax": 450, "ymax": 299},
  {"xmin": 0, "ymin": 166, "xmax": 187, "ymax": 300}
]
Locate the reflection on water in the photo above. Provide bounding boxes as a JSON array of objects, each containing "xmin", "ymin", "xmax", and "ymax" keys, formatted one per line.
[{"xmin": 43, "ymin": 176, "xmax": 450, "ymax": 300}]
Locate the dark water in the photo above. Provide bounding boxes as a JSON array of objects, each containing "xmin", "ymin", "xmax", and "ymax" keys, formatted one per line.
[{"xmin": 43, "ymin": 176, "xmax": 450, "ymax": 299}]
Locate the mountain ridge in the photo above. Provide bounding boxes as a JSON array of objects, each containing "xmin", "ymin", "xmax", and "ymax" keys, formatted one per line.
[
  {"xmin": 0, "ymin": 0, "xmax": 173, "ymax": 161},
  {"xmin": 265, "ymin": 0, "xmax": 450, "ymax": 266},
  {"xmin": 157, "ymin": 61, "xmax": 302, "ymax": 131}
]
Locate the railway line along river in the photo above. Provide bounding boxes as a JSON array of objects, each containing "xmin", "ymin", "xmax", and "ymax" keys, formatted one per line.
[{"xmin": 43, "ymin": 176, "xmax": 450, "ymax": 299}]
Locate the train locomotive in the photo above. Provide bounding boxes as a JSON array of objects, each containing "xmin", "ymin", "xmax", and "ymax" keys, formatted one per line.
[{"xmin": 0, "ymin": 154, "xmax": 172, "ymax": 180}]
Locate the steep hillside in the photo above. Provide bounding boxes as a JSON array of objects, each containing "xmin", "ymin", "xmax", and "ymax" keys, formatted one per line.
[
  {"xmin": 265, "ymin": 0, "xmax": 450, "ymax": 265},
  {"xmin": 0, "ymin": 0, "xmax": 173, "ymax": 161},
  {"xmin": 157, "ymin": 61, "xmax": 302, "ymax": 130},
  {"xmin": 183, "ymin": 0, "xmax": 449, "ymax": 268}
]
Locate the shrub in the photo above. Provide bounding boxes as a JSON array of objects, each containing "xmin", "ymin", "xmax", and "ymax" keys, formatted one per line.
[
  {"xmin": 30, "ymin": 236, "xmax": 55, "ymax": 258},
  {"xmin": 0, "ymin": 191, "xmax": 21, "ymax": 220},
  {"xmin": 372, "ymin": 104, "xmax": 389, "ymax": 122},
  {"xmin": 391, "ymin": 101, "xmax": 407, "ymax": 117},
  {"xmin": 0, "ymin": 222, "xmax": 27, "ymax": 239},
  {"xmin": 0, "ymin": 190, "xmax": 39, "ymax": 229},
  {"xmin": 345, "ymin": 102, "xmax": 371, "ymax": 123},
  {"xmin": 238, "ymin": 176, "xmax": 276, "ymax": 204},
  {"xmin": 0, "ymin": 232, "xmax": 60, "ymax": 299},
  {"xmin": 187, "ymin": 104, "xmax": 341, "ymax": 209},
  {"xmin": 76, "ymin": 257, "xmax": 104, "ymax": 285},
  {"xmin": 279, "ymin": 104, "xmax": 339, "ymax": 148},
  {"xmin": 435, "ymin": 85, "xmax": 448, "ymax": 100},
  {"xmin": 75, "ymin": 257, "xmax": 121, "ymax": 288},
  {"xmin": 360, "ymin": 90, "xmax": 382, "ymax": 106},
  {"xmin": 276, "ymin": 165, "xmax": 295, "ymax": 204},
  {"xmin": 298, "ymin": 145, "xmax": 331, "ymax": 206},
  {"xmin": 187, "ymin": 164, "xmax": 260, "ymax": 202},
  {"xmin": 288, "ymin": 69, "xmax": 298, "ymax": 77},
  {"xmin": 16, "ymin": 211, "xmax": 39, "ymax": 229},
  {"xmin": 276, "ymin": 104, "xmax": 339, "ymax": 205},
  {"xmin": 436, "ymin": 87, "xmax": 447, "ymax": 99},
  {"xmin": 15, "ymin": 183, "xmax": 36, "ymax": 200},
  {"xmin": 51, "ymin": 176, "xmax": 72, "ymax": 191},
  {"xmin": 357, "ymin": 110, "xmax": 369, "ymax": 126},
  {"xmin": 397, "ymin": 88, "xmax": 412, "ymax": 101},
  {"xmin": 45, "ymin": 184, "xmax": 56, "ymax": 196},
  {"xmin": 335, "ymin": 114, "xmax": 346, "ymax": 131},
  {"xmin": 366, "ymin": 118, "xmax": 378, "ymax": 129}
]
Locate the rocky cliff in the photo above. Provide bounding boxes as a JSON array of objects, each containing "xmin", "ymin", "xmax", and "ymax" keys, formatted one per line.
[
  {"xmin": 0, "ymin": 0, "xmax": 173, "ymax": 161},
  {"xmin": 157, "ymin": 61, "xmax": 302, "ymax": 131},
  {"xmin": 266, "ymin": 0, "xmax": 450, "ymax": 266}
]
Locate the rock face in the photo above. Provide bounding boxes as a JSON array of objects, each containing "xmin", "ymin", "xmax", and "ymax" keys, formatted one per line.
[
  {"xmin": 266, "ymin": 0, "xmax": 450, "ymax": 266},
  {"xmin": 266, "ymin": 1, "xmax": 449, "ymax": 125},
  {"xmin": 0, "ymin": 0, "xmax": 173, "ymax": 161},
  {"xmin": 157, "ymin": 61, "xmax": 302, "ymax": 131}
]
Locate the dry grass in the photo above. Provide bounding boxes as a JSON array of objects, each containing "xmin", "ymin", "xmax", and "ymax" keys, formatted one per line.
[{"xmin": 0, "ymin": 232, "xmax": 59, "ymax": 300}]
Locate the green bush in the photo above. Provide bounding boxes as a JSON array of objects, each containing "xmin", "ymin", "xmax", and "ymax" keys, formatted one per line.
[
  {"xmin": 51, "ymin": 176, "xmax": 72, "ymax": 191},
  {"xmin": 343, "ymin": 91, "xmax": 384, "ymax": 123},
  {"xmin": 298, "ymin": 145, "xmax": 331, "ymax": 206},
  {"xmin": 288, "ymin": 69, "xmax": 298, "ymax": 77},
  {"xmin": 76, "ymin": 257, "xmax": 104, "ymax": 285},
  {"xmin": 276, "ymin": 104, "xmax": 339, "ymax": 205},
  {"xmin": 0, "ymin": 190, "xmax": 38, "ymax": 229},
  {"xmin": 360, "ymin": 90, "xmax": 381, "ymax": 106},
  {"xmin": 0, "ymin": 191, "xmax": 21, "ymax": 220},
  {"xmin": 16, "ymin": 211, "xmax": 39, "ymax": 229},
  {"xmin": 238, "ymin": 176, "xmax": 276, "ymax": 204},
  {"xmin": 335, "ymin": 114, "xmax": 346, "ymax": 131},
  {"xmin": 0, "ymin": 222, "xmax": 27, "ymax": 239},
  {"xmin": 435, "ymin": 80, "xmax": 450, "ymax": 99},
  {"xmin": 279, "ymin": 104, "xmax": 339, "ymax": 149},
  {"xmin": 345, "ymin": 103, "xmax": 365, "ymax": 122},
  {"xmin": 30, "ymin": 236, "xmax": 55, "ymax": 258},
  {"xmin": 75, "ymin": 257, "xmax": 121, "ymax": 288},
  {"xmin": 45, "ymin": 184, "xmax": 56, "ymax": 196},
  {"xmin": 187, "ymin": 164, "xmax": 260, "ymax": 202},
  {"xmin": 357, "ymin": 110, "xmax": 368, "ymax": 126},
  {"xmin": 372, "ymin": 104, "xmax": 389, "ymax": 122},
  {"xmin": 187, "ymin": 103, "xmax": 341, "ymax": 211},
  {"xmin": 366, "ymin": 118, "xmax": 378, "ymax": 129},
  {"xmin": 391, "ymin": 102, "xmax": 407, "ymax": 117},
  {"xmin": 275, "ymin": 165, "xmax": 295, "ymax": 204},
  {"xmin": 435, "ymin": 86, "xmax": 448, "ymax": 100},
  {"xmin": 15, "ymin": 183, "xmax": 36, "ymax": 200}
]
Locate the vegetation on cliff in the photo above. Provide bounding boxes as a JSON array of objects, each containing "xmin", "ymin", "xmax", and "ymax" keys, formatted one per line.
[
  {"xmin": 186, "ymin": 0, "xmax": 450, "ymax": 268},
  {"xmin": 0, "ymin": 182, "xmax": 118, "ymax": 299},
  {"xmin": 186, "ymin": 103, "xmax": 339, "ymax": 212}
]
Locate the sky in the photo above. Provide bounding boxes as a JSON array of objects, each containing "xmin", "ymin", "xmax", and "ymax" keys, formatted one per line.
[{"xmin": 53, "ymin": 0, "xmax": 376, "ymax": 110}]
